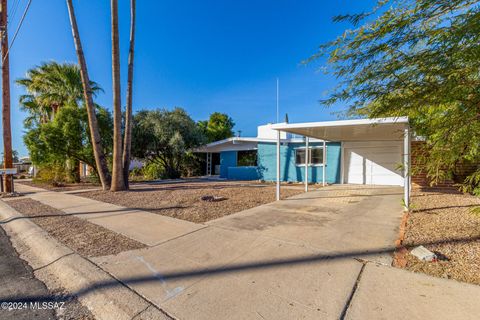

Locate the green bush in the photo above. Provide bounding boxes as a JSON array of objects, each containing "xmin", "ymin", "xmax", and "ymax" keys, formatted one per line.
[
  {"xmin": 34, "ymin": 164, "xmax": 67, "ymax": 186},
  {"xmin": 142, "ymin": 162, "xmax": 165, "ymax": 180}
]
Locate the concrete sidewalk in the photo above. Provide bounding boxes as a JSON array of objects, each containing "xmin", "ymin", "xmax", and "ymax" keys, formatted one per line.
[
  {"xmin": 14, "ymin": 183, "xmax": 204, "ymax": 246},
  {"xmin": 11, "ymin": 183, "xmax": 480, "ymax": 319}
]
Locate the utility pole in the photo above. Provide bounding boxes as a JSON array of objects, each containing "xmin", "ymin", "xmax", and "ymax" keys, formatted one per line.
[{"xmin": 1, "ymin": 0, "xmax": 13, "ymax": 192}]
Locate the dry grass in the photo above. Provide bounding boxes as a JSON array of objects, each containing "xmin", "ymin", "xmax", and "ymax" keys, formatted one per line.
[
  {"xmin": 402, "ymin": 189, "xmax": 480, "ymax": 285},
  {"xmin": 77, "ymin": 181, "xmax": 304, "ymax": 223},
  {"xmin": 7, "ymin": 198, "xmax": 146, "ymax": 257}
]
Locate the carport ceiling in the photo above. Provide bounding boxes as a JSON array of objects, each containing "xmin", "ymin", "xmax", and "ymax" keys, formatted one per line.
[{"xmin": 271, "ymin": 117, "xmax": 408, "ymax": 141}]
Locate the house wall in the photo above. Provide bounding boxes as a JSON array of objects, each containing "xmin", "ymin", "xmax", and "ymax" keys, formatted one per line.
[
  {"xmin": 228, "ymin": 166, "xmax": 260, "ymax": 180},
  {"xmin": 220, "ymin": 151, "xmax": 237, "ymax": 178},
  {"xmin": 411, "ymin": 141, "xmax": 476, "ymax": 189},
  {"xmin": 257, "ymin": 142, "xmax": 341, "ymax": 183}
]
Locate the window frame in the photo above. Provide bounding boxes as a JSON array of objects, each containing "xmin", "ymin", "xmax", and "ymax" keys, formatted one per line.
[{"xmin": 294, "ymin": 146, "xmax": 325, "ymax": 167}]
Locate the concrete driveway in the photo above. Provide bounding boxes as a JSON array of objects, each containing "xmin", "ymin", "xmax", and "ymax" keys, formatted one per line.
[
  {"xmin": 91, "ymin": 185, "xmax": 419, "ymax": 319},
  {"xmin": 210, "ymin": 185, "xmax": 404, "ymax": 264}
]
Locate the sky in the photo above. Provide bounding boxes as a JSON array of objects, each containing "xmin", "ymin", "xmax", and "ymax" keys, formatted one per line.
[{"xmin": 2, "ymin": 0, "xmax": 376, "ymax": 156}]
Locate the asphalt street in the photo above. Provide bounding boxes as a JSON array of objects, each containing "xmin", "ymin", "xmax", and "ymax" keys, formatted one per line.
[{"xmin": 0, "ymin": 227, "xmax": 56, "ymax": 320}]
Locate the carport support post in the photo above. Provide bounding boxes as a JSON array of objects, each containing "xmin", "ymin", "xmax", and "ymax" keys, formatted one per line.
[
  {"xmin": 305, "ymin": 137, "xmax": 309, "ymax": 192},
  {"xmin": 404, "ymin": 126, "xmax": 411, "ymax": 210},
  {"xmin": 276, "ymin": 130, "xmax": 281, "ymax": 201},
  {"xmin": 322, "ymin": 140, "xmax": 326, "ymax": 186}
]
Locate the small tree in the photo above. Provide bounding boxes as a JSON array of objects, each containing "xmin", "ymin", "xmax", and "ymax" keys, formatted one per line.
[
  {"xmin": 198, "ymin": 112, "xmax": 235, "ymax": 143},
  {"xmin": 24, "ymin": 105, "xmax": 113, "ymax": 182},
  {"xmin": 132, "ymin": 108, "xmax": 205, "ymax": 179}
]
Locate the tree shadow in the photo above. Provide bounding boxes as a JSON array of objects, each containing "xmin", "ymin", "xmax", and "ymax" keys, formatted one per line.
[{"xmin": 1, "ymin": 235, "xmax": 478, "ymax": 304}]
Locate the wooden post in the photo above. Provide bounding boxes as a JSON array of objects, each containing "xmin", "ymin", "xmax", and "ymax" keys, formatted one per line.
[{"xmin": 1, "ymin": 0, "xmax": 13, "ymax": 193}]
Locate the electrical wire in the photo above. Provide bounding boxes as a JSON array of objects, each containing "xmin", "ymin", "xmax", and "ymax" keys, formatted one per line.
[
  {"xmin": 9, "ymin": 0, "xmax": 21, "ymax": 25},
  {"xmin": 2, "ymin": 0, "xmax": 33, "ymax": 64}
]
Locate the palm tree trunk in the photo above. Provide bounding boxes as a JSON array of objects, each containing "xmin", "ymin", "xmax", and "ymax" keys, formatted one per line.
[
  {"xmin": 1, "ymin": 0, "xmax": 13, "ymax": 192},
  {"xmin": 110, "ymin": 0, "xmax": 125, "ymax": 191},
  {"xmin": 66, "ymin": 0, "xmax": 111, "ymax": 190},
  {"xmin": 122, "ymin": 0, "xmax": 136, "ymax": 190}
]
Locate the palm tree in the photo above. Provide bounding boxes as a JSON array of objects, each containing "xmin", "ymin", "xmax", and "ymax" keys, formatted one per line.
[
  {"xmin": 17, "ymin": 62, "xmax": 102, "ymax": 122},
  {"xmin": 110, "ymin": 0, "xmax": 125, "ymax": 191},
  {"xmin": 122, "ymin": 0, "xmax": 136, "ymax": 189},
  {"xmin": 66, "ymin": 0, "xmax": 111, "ymax": 190}
]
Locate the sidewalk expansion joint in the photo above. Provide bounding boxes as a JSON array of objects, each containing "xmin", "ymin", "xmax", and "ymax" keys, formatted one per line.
[{"xmin": 339, "ymin": 261, "xmax": 367, "ymax": 320}]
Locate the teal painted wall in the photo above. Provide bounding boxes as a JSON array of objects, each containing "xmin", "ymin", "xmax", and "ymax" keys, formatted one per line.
[
  {"xmin": 220, "ymin": 151, "xmax": 237, "ymax": 178},
  {"xmin": 257, "ymin": 142, "xmax": 341, "ymax": 183},
  {"xmin": 228, "ymin": 166, "xmax": 260, "ymax": 180}
]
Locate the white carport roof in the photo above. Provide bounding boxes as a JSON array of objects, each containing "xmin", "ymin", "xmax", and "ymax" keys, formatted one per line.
[
  {"xmin": 270, "ymin": 116, "xmax": 411, "ymax": 209},
  {"xmin": 271, "ymin": 117, "xmax": 409, "ymax": 141}
]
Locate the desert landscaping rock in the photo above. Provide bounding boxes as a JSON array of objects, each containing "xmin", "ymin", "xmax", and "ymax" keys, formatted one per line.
[
  {"xmin": 401, "ymin": 190, "xmax": 480, "ymax": 285},
  {"xmin": 76, "ymin": 181, "xmax": 304, "ymax": 223},
  {"xmin": 18, "ymin": 180, "xmax": 99, "ymax": 192},
  {"xmin": 6, "ymin": 198, "xmax": 146, "ymax": 257}
]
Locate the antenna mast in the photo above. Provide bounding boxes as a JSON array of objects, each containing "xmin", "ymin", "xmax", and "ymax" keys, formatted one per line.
[{"xmin": 276, "ymin": 78, "xmax": 279, "ymax": 123}]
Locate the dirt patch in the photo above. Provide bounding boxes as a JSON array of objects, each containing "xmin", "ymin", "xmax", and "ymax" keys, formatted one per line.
[
  {"xmin": 17, "ymin": 180, "xmax": 100, "ymax": 192},
  {"xmin": 77, "ymin": 181, "xmax": 304, "ymax": 223},
  {"xmin": 7, "ymin": 198, "xmax": 146, "ymax": 257},
  {"xmin": 400, "ymin": 190, "xmax": 480, "ymax": 285}
]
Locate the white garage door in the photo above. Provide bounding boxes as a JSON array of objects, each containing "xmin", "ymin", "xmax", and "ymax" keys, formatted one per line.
[{"xmin": 344, "ymin": 141, "xmax": 404, "ymax": 186}]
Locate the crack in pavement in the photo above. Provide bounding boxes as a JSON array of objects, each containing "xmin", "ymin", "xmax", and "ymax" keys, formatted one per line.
[{"xmin": 339, "ymin": 261, "xmax": 367, "ymax": 320}]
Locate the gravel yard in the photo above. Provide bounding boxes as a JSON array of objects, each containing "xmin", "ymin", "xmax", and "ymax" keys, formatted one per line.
[
  {"xmin": 7, "ymin": 198, "xmax": 146, "ymax": 257},
  {"xmin": 401, "ymin": 189, "xmax": 480, "ymax": 285},
  {"xmin": 18, "ymin": 180, "xmax": 99, "ymax": 192},
  {"xmin": 76, "ymin": 181, "xmax": 304, "ymax": 223}
]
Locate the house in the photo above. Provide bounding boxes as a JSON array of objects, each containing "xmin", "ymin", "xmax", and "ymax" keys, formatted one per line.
[
  {"xmin": 196, "ymin": 123, "xmax": 340, "ymax": 184},
  {"xmin": 197, "ymin": 117, "xmax": 411, "ymax": 206}
]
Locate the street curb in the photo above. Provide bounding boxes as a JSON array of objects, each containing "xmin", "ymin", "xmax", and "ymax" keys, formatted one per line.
[
  {"xmin": 392, "ymin": 210, "xmax": 409, "ymax": 268},
  {"xmin": 0, "ymin": 199, "xmax": 172, "ymax": 320}
]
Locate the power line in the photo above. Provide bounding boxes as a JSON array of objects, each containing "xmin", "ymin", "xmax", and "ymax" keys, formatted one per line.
[
  {"xmin": 9, "ymin": 0, "xmax": 21, "ymax": 24},
  {"xmin": 3, "ymin": 0, "xmax": 32, "ymax": 63}
]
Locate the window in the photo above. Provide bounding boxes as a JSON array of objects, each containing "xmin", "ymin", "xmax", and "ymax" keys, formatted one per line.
[
  {"xmin": 237, "ymin": 150, "xmax": 257, "ymax": 167},
  {"xmin": 295, "ymin": 147, "xmax": 324, "ymax": 166}
]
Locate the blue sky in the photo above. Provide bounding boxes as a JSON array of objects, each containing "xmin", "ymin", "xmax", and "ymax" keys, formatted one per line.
[{"xmin": 3, "ymin": 0, "xmax": 376, "ymax": 156}]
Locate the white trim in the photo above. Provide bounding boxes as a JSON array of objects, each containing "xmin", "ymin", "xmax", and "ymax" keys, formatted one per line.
[
  {"xmin": 340, "ymin": 141, "xmax": 345, "ymax": 184},
  {"xmin": 195, "ymin": 137, "xmax": 329, "ymax": 153},
  {"xmin": 404, "ymin": 126, "xmax": 411, "ymax": 210},
  {"xmin": 294, "ymin": 146, "xmax": 326, "ymax": 166},
  {"xmin": 322, "ymin": 140, "xmax": 326, "ymax": 186},
  {"xmin": 305, "ymin": 137, "xmax": 309, "ymax": 192},
  {"xmin": 271, "ymin": 117, "xmax": 409, "ymax": 131},
  {"xmin": 276, "ymin": 130, "xmax": 281, "ymax": 201}
]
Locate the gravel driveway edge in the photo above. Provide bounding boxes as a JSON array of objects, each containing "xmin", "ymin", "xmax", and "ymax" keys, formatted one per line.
[{"xmin": 0, "ymin": 200, "xmax": 172, "ymax": 320}]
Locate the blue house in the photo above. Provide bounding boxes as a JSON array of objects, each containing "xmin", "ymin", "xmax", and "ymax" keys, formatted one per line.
[
  {"xmin": 196, "ymin": 118, "xmax": 410, "ymax": 205},
  {"xmin": 196, "ymin": 123, "xmax": 341, "ymax": 184}
]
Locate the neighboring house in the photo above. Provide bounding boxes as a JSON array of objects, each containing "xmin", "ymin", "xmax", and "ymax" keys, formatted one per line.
[{"xmin": 14, "ymin": 156, "xmax": 32, "ymax": 173}]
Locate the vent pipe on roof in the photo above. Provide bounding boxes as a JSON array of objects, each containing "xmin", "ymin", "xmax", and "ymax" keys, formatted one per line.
[{"xmin": 236, "ymin": 130, "xmax": 242, "ymax": 137}]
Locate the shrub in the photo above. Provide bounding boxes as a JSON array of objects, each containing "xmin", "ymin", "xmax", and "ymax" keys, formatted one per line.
[
  {"xmin": 34, "ymin": 164, "xmax": 67, "ymax": 186},
  {"xmin": 142, "ymin": 162, "xmax": 165, "ymax": 180}
]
